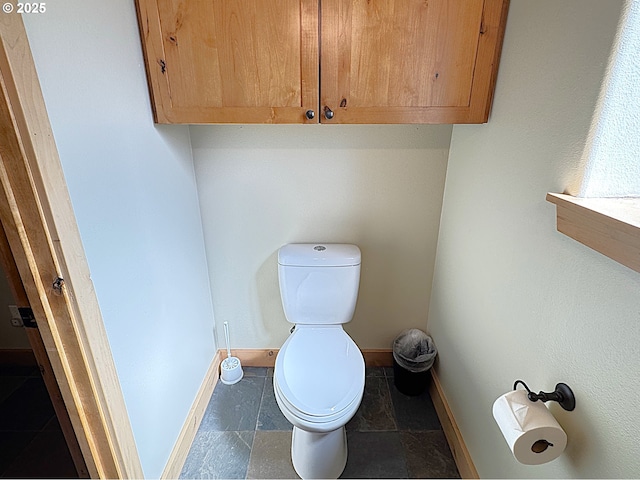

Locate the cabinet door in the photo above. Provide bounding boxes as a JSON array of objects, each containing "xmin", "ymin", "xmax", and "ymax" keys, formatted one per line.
[
  {"xmin": 136, "ymin": 0, "xmax": 319, "ymax": 124},
  {"xmin": 320, "ymin": 0, "xmax": 509, "ymax": 124}
]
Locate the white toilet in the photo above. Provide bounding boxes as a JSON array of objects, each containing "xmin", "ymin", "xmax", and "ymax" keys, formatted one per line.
[{"xmin": 273, "ymin": 243, "xmax": 365, "ymax": 479}]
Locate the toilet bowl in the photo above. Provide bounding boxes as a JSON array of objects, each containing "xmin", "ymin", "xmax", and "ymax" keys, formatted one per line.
[
  {"xmin": 274, "ymin": 325, "xmax": 364, "ymax": 478},
  {"xmin": 274, "ymin": 243, "xmax": 365, "ymax": 479}
]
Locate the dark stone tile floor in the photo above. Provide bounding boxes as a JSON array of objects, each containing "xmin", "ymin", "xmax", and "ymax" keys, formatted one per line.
[
  {"xmin": 0, "ymin": 363, "xmax": 78, "ymax": 478},
  {"xmin": 180, "ymin": 366, "xmax": 459, "ymax": 479}
]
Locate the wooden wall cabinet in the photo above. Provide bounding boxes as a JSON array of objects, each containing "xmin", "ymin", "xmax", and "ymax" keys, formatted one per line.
[{"xmin": 135, "ymin": 0, "xmax": 509, "ymax": 124}]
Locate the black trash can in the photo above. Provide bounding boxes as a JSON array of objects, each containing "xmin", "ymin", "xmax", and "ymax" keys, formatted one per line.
[{"xmin": 392, "ymin": 329, "xmax": 437, "ymax": 396}]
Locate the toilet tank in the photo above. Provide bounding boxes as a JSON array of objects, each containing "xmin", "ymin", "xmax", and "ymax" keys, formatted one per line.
[{"xmin": 278, "ymin": 244, "xmax": 361, "ymax": 325}]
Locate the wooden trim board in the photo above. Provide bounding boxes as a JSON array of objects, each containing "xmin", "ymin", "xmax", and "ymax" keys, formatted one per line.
[
  {"xmin": 205, "ymin": 348, "xmax": 477, "ymax": 479},
  {"xmin": 161, "ymin": 350, "xmax": 222, "ymax": 480},
  {"xmin": 429, "ymin": 369, "xmax": 479, "ymax": 479},
  {"xmin": 229, "ymin": 348, "xmax": 394, "ymax": 368},
  {"xmin": 361, "ymin": 349, "xmax": 394, "ymax": 366},
  {"xmin": 229, "ymin": 348, "xmax": 279, "ymax": 367},
  {"xmin": 547, "ymin": 193, "xmax": 640, "ymax": 274}
]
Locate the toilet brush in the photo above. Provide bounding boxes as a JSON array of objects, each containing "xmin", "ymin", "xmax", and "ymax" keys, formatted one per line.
[{"xmin": 220, "ymin": 322, "xmax": 243, "ymax": 385}]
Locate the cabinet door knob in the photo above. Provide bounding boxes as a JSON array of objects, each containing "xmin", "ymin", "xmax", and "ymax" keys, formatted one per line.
[
  {"xmin": 305, "ymin": 110, "xmax": 315, "ymax": 120},
  {"xmin": 323, "ymin": 106, "xmax": 334, "ymax": 120}
]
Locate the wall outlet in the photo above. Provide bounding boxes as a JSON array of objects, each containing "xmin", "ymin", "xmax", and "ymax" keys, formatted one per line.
[{"xmin": 8, "ymin": 305, "xmax": 23, "ymax": 327}]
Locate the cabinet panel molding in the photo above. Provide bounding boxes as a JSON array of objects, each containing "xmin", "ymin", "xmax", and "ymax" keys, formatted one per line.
[
  {"xmin": 136, "ymin": 0, "xmax": 319, "ymax": 124},
  {"xmin": 320, "ymin": 0, "xmax": 509, "ymax": 124}
]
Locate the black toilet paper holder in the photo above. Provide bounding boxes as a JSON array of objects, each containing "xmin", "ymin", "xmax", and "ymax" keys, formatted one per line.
[{"xmin": 513, "ymin": 380, "xmax": 576, "ymax": 411}]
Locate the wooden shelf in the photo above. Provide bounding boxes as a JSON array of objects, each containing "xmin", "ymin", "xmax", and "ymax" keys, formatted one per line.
[{"xmin": 546, "ymin": 193, "xmax": 640, "ymax": 273}]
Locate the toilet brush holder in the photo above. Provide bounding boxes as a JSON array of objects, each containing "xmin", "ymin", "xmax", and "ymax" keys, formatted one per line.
[
  {"xmin": 220, "ymin": 321, "xmax": 243, "ymax": 385},
  {"xmin": 220, "ymin": 356, "xmax": 243, "ymax": 385}
]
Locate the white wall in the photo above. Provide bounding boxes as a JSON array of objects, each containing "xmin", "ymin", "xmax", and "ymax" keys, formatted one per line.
[
  {"xmin": 192, "ymin": 125, "xmax": 451, "ymax": 349},
  {"xmin": 575, "ymin": 0, "xmax": 640, "ymax": 197},
  {"xmin": 428, "ymin": 1, "xmax": 640, "ymax": 478},
  {"xmin": 23, "ymin": 3, "xmax": 216, "ymax": 478}
]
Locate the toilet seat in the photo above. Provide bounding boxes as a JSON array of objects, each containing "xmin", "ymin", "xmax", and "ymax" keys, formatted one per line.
[{"xmin": 274, "ymin": 325, "xmax": 365, "ymax": 423}]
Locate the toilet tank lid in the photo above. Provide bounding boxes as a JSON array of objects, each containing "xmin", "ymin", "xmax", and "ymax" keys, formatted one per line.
[{"xmin": 278, "ymin": 243, "xmax": 361, "ymax": 267}]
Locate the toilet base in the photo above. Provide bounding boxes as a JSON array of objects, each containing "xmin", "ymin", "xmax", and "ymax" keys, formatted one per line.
[{"xmin": 291, "ymin": 426, "xmax": 347, "ymax": 479}]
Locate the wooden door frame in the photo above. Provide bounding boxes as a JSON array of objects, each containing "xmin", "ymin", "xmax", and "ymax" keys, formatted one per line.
[
  {"xmin": 0, "ymin": 13, "xmax": 143, "ymax": 479},
  {"xmin": 0, "ymin": 225, "xmax": 89, "ymax": 477}
]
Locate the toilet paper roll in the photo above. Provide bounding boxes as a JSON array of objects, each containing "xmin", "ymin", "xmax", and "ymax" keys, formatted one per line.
[{"xmin": 492, "ymin": 389, "xmax": 567, "ymax": 465}]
